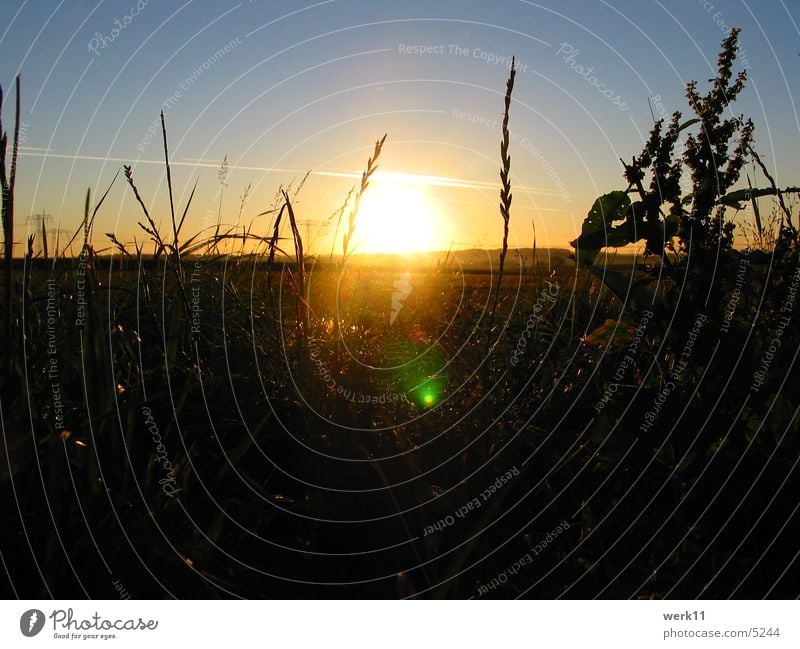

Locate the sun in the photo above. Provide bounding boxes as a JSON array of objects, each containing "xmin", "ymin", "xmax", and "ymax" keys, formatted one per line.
[{"xmin": 352, "ymin": 179, "xmax": 443, "ymax": 254}]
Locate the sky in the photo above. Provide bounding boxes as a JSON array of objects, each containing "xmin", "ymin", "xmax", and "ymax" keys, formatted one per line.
[{"xmin": 1, "ymin": 0, "xmax": 799, "ymax": 255}]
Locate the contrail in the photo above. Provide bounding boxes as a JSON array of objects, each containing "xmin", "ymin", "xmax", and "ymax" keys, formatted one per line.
[{"xmin": 17, "ymin": 148, "xmax": 569, "ymax": 196}]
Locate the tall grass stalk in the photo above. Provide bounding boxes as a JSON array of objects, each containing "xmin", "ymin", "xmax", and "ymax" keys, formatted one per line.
[
  {"xmin": 340, "ymin": 134, "xmax": 386, "ymax": 263},
  {"xmin": 490, "ymin": 57, "xmax": 516, "ymax": 328},
  {"xmin": 748, "ymin": 145, "xmax": 796, "ymax": 233},
  {"xmin": 212, "ymin": 155, "xmax": 229, "ymax": 254},
  {"xmin": 1, "ymin": 75, "xmax": 20, "ymax": 378},
  {"xmin": 40, "ymin": 216, "xmax": 48, "ymax": 260},
  {"xmin": 124, "ymin": 112, "xmax": 193, "ymax": 321},
  {"xmin": 282, "ymin": 190, "xmax": 310, "ymax": 336},
  {"xmin": 328, "ymin": 187, "xmax": 353, "ymax": 264},
  {"xmin": 531, "ymin": 216, "xmax": 538, "ymax": 285},
  {"xmin": 161, "ymin": 111, "xmax": 179, "ymax": 257}
]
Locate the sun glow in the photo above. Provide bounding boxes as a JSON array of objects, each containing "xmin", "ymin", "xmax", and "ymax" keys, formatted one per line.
[{"xmin": 352, "ymin": 179, "xmax": 444, "ymax": 254}]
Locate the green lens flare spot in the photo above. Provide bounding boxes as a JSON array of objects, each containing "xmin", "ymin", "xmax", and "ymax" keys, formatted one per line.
[
  {"xmin": 414, "ymin": 380, "xmax": 442, "ymax": 408},
  {"xmin": 381, "ymin": 338, "xmax": 450, "ymax": 409}
]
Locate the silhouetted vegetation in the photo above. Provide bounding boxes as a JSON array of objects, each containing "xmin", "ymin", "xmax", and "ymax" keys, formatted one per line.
[{"xmin": 1, "ymin": 29, "xmax": 798, "ymax": 599}]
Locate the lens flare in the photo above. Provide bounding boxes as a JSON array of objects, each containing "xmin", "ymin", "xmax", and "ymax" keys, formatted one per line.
[{"xmin": 383, "ymin": 338, "xmax": 449, "ymax": 409}]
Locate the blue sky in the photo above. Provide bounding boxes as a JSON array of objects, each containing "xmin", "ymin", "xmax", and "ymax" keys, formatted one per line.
[{"xmin": 1, "ymin": 0, "xmax": 799, "ymax": 253}]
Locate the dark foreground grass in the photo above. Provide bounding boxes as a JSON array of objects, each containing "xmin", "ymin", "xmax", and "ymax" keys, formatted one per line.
[{"xmin": 1, "ymin": 243, "xmax": 798, "ymax": 598}]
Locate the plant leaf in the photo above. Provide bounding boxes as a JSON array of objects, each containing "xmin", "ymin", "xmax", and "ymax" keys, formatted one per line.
[
  {"xmin": 719, "ymin": 186, "xmax": 800, "ymax": 209},
  {"xmin": 570, "ymin": 191, "xmax": 631, "ymax": 266}
]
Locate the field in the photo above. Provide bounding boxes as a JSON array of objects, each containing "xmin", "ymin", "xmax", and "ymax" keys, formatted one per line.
[{"xmin": 2, "ymin": 241, "xmax": 799, "ymax": 598}]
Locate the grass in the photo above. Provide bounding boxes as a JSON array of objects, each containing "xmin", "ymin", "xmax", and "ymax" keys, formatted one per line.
[
  {"xmin": 1, "ymin": 36, "xmax": 800, "ymax": 599},
  {"xmin": 490, "ymin": 57, "xmax": 516, "ymax": 330},
  {"xmin": 3, "ymin": 240, "xmax": 797, "ymax": 598},
  {"xmin": 1, "ymin": 75, "xmax": 21, "ymax": 381}
]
